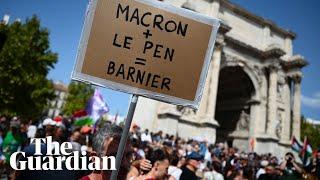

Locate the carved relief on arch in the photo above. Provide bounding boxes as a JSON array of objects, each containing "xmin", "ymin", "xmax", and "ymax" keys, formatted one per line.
[
  {"xmin": 277, "ymin": 73, "xmax": 286, "ymax": 102},
  {"xmin": 221, "ymin": 53, "xmax": 246, "ymax": 68},
  {"xmin": 176, "ymin": 105, "xmax": 196, "ymax": 118},
  {"xmin": 252, "ymin": 65, "xmax": 263, "ymax": 85},
  {"xmin": 276, "ymin": 111, "xmax": 283, "ymax": 138}
]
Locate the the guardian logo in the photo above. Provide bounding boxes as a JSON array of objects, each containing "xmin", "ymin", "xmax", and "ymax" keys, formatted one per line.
[{"xmin": 10, "ymin": 136, "xmax": 116, "ymax": 170}]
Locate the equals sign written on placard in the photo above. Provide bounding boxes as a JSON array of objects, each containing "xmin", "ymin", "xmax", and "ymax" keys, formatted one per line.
[{"xmin": 135, "ymin": 57, "xmax": 146, "ymax": 65}]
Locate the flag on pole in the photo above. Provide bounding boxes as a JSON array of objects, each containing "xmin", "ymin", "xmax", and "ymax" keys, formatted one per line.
[
  {"xmin": 291, "ymin": 136, "xmax": 303, "ymax": 152},
  {"xmin": 113, "ymin": 111, "xmax": 119, "ymax": 124},
  {"xmin": 86, "ymin": 89, "xmax": 109, "ymax": 123},
  {"xmin": 73, "ymin": 110, "xmax": 93, "ymax": 126},
  {"xmin": 299, "ymin": 136, "xmax": 313, "ymax": 166},
  {"xmin": 249, "ymin": 138, "xmax": 255, "ymax": 152}
]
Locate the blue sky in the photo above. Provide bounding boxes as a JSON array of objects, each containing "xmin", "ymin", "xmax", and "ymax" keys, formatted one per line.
[{"xmin": 1, "ymin": 0, "xmax": 319, "ymax": 120}]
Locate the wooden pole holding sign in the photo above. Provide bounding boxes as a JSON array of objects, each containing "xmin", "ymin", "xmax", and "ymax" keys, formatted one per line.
[
  {"xmin": 111, "ymin": 94, "xmax": 139, "ymax": 180},
  {"xmin": 111, "ymin": 95, "xmax": 139, "ymax": 180}
]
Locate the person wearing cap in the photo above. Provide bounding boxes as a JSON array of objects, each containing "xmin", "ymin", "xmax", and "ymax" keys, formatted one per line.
[
  {"xmin": 180, "ymin": 151, "xmax": 204, "ymax": 180},
  {"xmin": 42, "ymin": 118, "xmax": 56, "ymax": 137}
]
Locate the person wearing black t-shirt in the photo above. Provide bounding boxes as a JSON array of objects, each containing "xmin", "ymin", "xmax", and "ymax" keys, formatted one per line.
[{"xmin": 180, "ymin": 151, "xmax": 203, "ymax": 180}]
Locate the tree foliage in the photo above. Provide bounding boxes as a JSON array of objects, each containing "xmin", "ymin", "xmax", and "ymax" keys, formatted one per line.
[
  {"xmin": 62, "ymin": 81, "xmax": 94, "ymax": 116},
  {"xmin": 0, "ymin": 16, "xmax": 57, "ymax": 119},
  {"xmin": 301, "ymin": 115, "xmax": 320, "ymax": 150}
]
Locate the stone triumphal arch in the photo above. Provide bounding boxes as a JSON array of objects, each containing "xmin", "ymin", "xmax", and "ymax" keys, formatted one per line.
[{"xmin": 132, "ymin": 0, "xmax": 307, "ymax": 155}]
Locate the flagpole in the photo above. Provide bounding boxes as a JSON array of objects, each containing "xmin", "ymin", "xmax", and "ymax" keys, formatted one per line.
[{"xmin": 111, "ymin": 94, "xmax": 139, "ymax": 180}]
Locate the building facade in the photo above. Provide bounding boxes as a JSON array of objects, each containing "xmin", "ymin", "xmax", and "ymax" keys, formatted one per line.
[
  {"xmin": 133, "ymin": 0, "xmax": 307, "ymax": 155},
  {"xmin": 47, "ymin": 81, "xmax": 68, "ymax": 118}
]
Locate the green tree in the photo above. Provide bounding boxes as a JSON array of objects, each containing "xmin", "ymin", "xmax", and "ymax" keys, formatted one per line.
[
  {"xmin": 0, "ymin": 16, "xmax": 57, "ymax": 119},
  {"xmin": 62, "ymin": 81, "xmax": 94, "ymax": 116},
  {"xmin": 301, "ymin": 115, "xmax": 320, "ymax": 149}
]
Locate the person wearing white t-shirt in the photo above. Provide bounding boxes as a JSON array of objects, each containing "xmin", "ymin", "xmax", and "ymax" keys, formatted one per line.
[
  {"xmin": 204, "ymin": 161, "xmax": 224, "ymax": 180},
  {"xmin": 141, "ymin": 129, "xmax": 152, "ymax": 143},
  {"xmin": 168, "ymin": 151, "xmax": 182, "ymax": 180}
]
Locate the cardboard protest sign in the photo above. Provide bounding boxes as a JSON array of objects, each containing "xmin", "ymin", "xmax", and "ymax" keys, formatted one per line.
[{"xmin": 72, "ymin": 0, "xmax": 220, "ymax": 108}]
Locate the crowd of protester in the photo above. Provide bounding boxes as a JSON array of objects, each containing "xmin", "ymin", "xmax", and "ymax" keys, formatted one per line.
[{"xmin": 0, "ymin": 115, "xmax": 319, "ymax": 180}]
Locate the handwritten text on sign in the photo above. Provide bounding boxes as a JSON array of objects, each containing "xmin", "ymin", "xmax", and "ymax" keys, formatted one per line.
[{"xmin": 76, "ymin": 0, "xmax": 219, "ymax": 106}]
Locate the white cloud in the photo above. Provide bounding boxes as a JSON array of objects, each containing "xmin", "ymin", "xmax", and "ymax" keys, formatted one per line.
[
  {"xmin": 306, "ymin": 118, "xmax": 320, "ymax": 125},
  {"xmin": 301, "ymin": 92, "xmax": 320, "ymax": 109},
  {"xmin": 314, "ymin": 92, "xmax": 320, "ymax": 98},
  {"xmin": 108, "ymin": 114, "xmax": 125, "ymax": 124}
]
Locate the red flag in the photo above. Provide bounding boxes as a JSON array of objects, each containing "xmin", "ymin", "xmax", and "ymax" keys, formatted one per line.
[
  {"xmin": 249, "ymin": 138, "xmax": 255, "ymax": 152},
  {"xmin": 73, "ymin": 110, "xmax": 88, "ymax": 118}
]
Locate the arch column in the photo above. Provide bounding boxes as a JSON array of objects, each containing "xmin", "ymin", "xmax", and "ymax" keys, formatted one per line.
[
  {"xmin": 207, "ymin": 45, "xmax": 222, "ymax": 118},
  {"xmin": 281, "ymin": 77, "xmax": 291, "ymax": 142},
  {"xmin": 196, "ymin": 45, "xmax": 222, "ymax": 143},
  {"xmin": 248, "ymin": 99, "xmax": 260, "ymax": 151},
  {"xmin": 292, "ymin": 75, "xmax": 301, "ymax": 140},
  {"xmin": 198, "ymin": 45, "xmax": 222, "ymax": 122},
  {"xmin": 267, "ymin": 65, "xmax": 278, "ymax": 137},
  {"xmin": 259, "ymin": 69, "xmax": 268, "ymax": 134}
]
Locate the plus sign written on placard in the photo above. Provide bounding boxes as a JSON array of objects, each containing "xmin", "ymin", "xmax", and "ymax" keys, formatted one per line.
[{"xmin": 143, "ymin": 29, "xmax": 152, "ymax": 39}]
